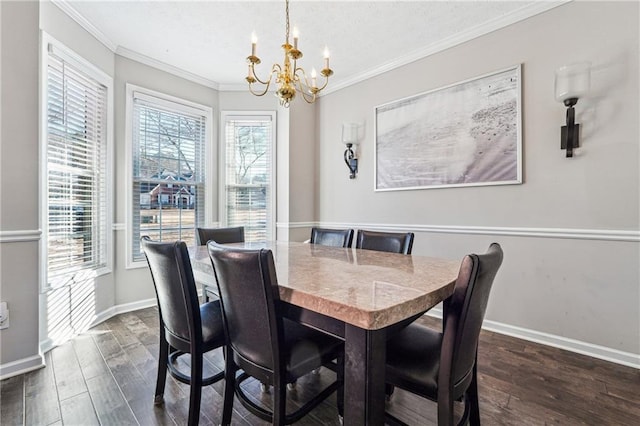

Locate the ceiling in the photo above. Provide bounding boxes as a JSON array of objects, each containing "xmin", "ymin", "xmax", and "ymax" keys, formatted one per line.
[{"xmin": 60, "ymin": 1, "xmax": 565, "ymax": 92}]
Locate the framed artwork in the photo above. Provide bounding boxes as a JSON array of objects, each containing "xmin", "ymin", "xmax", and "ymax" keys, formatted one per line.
[{"xmin": 374, "ymin": 64, "xmax": 522, "ymax": 191}]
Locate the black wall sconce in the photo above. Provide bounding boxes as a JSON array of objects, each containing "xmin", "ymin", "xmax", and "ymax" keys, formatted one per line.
[
  {"xmin": 342, "ymin": 123, "xmax": 360, "ymax": 179},
  {"xmin": 555, "ymin": 62, "xmax": 591, "ymax": 157}
]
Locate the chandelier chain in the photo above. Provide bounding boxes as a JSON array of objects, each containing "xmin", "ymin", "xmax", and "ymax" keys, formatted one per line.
[{"xmin": 285, "ymin": 0, "xmax": 290, "ymax": 44}]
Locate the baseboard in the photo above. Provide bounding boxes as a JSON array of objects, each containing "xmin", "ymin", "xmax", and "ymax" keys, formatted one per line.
[
  {"xmin": 91, "ymin": 297, "xmax": 157, "ymax": 327},
  {"xmin": 36, "ymin": 298, "xmax": 158, "ymax": 362},
  {"xmin": 426, "ymin": 309, "xmax": 640, "ymax": 369},
  {"xmin": 0, "ymin": 353, "xmax": 45, "ymax": 380}
]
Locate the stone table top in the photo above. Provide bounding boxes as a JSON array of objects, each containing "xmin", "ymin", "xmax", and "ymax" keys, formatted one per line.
[{"xmin": 190, "ymin": 241, "xmax": 460, "ymax": 330}]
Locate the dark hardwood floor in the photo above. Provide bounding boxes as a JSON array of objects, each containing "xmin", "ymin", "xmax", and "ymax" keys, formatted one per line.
[{"xmin": 2, "ymin": 308, "xmax": 639, "ymax": 425}]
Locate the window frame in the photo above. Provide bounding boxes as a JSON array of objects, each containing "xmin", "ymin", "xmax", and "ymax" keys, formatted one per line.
[
  {"xmin": 39, "ymin": 32, "xmax": 114, "ymax": 293},
  {"xmin": 220, "ymin": 111, "xmax": 276, "ymax": 241},
  {"xmin": 125, "ymin": 84, "xmax": 213, "ymax": 268}
]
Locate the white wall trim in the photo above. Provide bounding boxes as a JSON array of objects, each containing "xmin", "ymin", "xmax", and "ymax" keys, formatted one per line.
[
  {"xmin": 279, "ymin": 221, "xmax": 640, "ymax": 243},
  {"xmin": 91, "ymin": 297, "xmax": 157, "ymax": 327},
  {"xmin": 0, "ymin": 229, "xmax": 42, "ymax": 243},
  {"xmin": 0, "ymin": 354, "xmax": 45, "ymax": 381},
  {"xmin": 218, "ymin": 83, "xmax": 249, "ymax": 92},
  {"xmin": 426, "ymin": 309, "xmax": 639, "ymax": 370},
  {"xmin": 50, "ymin": 1, "xmax": 117, "ymax": 51},
  {"xmin": 112, "ymin": 223, "xmax": 125, "ymax": 231},
  {"xmin": 116, "ymin": 47, "xmax": 219, "ymax": 90},
  {"xmin": 51, "ymin": 1, "xmax": 219, "ymax": 90},
  {"xmin": 323, "ymin": 1, "xmax": 569, "ymax": 95},
  {"xmin": 38, "ymin": 298, "xmax": 158, "ymax": 358}
]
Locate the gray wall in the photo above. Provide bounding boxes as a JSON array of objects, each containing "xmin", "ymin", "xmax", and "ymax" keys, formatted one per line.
[
  {"xmin": 0, "ymin": 0, "xmax": 41, "ymax": 371},
  {"xmin": 315, "ymin": 1, "xmax": 639, "ymax": 355}
]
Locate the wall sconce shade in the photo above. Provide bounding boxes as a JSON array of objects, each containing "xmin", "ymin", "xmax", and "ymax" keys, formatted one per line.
[
  {"xmin": 555, "ymin": 62, "xmax": 590, "ymax": 157},
  {"xmin": 342, "ymin": 123, "xmax": 359, "ymax": 179}
]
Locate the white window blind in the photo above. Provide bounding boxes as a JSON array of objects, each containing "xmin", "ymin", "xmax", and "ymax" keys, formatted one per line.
[
  {"xmin": 131, "ymin": 93, "xmax": 206, "ymax": 262},
  {"xmin": 224, "ymin": 115, "xmax": 274, "ymax": 242},
  {"xmin": 46, "ymin": 50, "xmax": 109, "ymax": 287}
]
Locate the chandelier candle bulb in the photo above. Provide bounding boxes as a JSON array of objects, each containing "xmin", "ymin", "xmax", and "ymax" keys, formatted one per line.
[
  {"xmin": 323, "ymin": 46, "xmax": 330, "ymax": 69},
  {"xmin": 251, "ymin": 32, "xmax": 257, "ymax": 56},
  {"xmin": 311, "ymin": 68, "xmax": 317, "ymax": 87},
  {"xmin": 293, "ymin": 26, "xmax": 299, "ymax": 49}
]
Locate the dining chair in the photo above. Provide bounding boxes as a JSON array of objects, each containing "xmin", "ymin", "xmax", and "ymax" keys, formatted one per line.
[
  {"xmin": 384, "ymin": 243, "xmax": 504, "ymax": 426},
  {"xmin": 310, "ymin": 227, "xmax": 354, "ymax": 248},
  {"xmin": 195, "ymin": 226, "xmax": 245, "ymax": 301},
  {"xmin": 355, "ymin": 229, "xmax": 414, "ymax": 254},
  {"xmin": 140, "ymin": 237, "xmax": 226, "ymax": 426},
  {"xmin": 207, "ymin": 241, "xmax": 344, "ymax": 425},
  {"xmin": 196, "ymin": 226, "xmax": 245, "ymax": 245}
]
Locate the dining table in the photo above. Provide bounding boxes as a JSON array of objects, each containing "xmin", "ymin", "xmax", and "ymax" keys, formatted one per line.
[{"xmin": 189, "ymin": 241, "xmax": 460, "ymax": 425}]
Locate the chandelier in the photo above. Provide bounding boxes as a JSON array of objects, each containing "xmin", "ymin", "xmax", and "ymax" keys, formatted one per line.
[{"xmin": 245, "ymin": 0, "xmax": 333, "ymax": 107}]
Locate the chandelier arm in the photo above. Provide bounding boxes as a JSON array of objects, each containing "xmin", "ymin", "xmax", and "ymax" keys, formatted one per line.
[
  {"xmin": 293, "ymin": 67, "xmax": 313, "ymax": 90},
  {"xmin": 298, "ymin": 87, "xmax": 317, "ymax": 104},
  {"xmin": 294, "ymin": 66, "xmax": 330, "ymax": 94},
  {"xmin": 314, "ymin": 73, "xmax": 331, "ymax": 92},
  {"xmin": 292, "ymin": 76, "xmax": 315, "ymax": 102},
  {"xmin": 248, "ymin": 79, "xmax": 273, "ymax": 97},
  {"xmin": 250, "ymin": 64, "xmax": 281, "ymax": 86}
]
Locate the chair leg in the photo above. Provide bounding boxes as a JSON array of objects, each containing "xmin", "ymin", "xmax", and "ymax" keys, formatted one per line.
[
  {"xmin": 202, "ymin": 284, "xmax": 210, "ymax": 302},
  {"xmin": 337, "ymin": 353, "xmax": 344, "ymax": 418},
  {"xmin": 437, "ymin": 385, "xmax": 455, "ymax": 426},
  {"xmin": 188, "ymin": 352, "xmax": 203, "ymax": 426},
  {"xmin": 154, "ymin": 335, "xmax": 169, "ymax": 404},
  {"xmin": 468, "ymin": 363, "xmax": 481, "ymax": 426},
  {"xmin": 273, "ymin": 380, "xmax": 287, "ymax": 426},
  {"xmin": 221, "ymin": 347, "xmax": 236, "ymax": 426}
]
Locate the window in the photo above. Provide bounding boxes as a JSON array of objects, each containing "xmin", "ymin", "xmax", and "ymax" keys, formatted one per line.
[
  {"xmin": 222, "ymin": 112, "xmax": 276, "ymax": 241},
  {"xmin": 127, "ymin": 86, "xmax": 211, "ymax": 265},
  {"xmin": 43, "ymin": 36, "xmax": 112, "ymax": 290}
]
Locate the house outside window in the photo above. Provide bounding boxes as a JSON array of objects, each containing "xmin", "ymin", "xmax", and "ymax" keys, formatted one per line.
[{"xmin": 126, "ymin": 85, "xmax": 212, "ymax": 266}]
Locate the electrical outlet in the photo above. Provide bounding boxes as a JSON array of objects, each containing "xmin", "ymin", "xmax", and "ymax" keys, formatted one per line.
[{"xmin": 0, "ymin": 302, "xmax": 9, "ymax": 330}]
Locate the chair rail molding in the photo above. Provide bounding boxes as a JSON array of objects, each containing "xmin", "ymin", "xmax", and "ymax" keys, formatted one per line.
[
  {"xmin": 278, "ymin": 222, "xmax": 640, "ymax": 243},
  {"xmin": 0, "ymin": 229, "xmax": 42, "ymax": 243}
]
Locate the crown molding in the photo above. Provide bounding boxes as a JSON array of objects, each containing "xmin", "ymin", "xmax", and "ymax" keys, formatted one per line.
[
  {"xmin": 323, "ymin": 0, "xmax": 570, "ymax": 95},
  {"xmin": 52, "ymin": 0, "xmax": 569, "ymax": 95},
  {"xmin": 218, "ymin": 83, "xmax": 253, "ymax": 92},
  {"xmin": 115, "ymin": 47, "xmax": 219, "ymax": 90},
  {"xmin": 52, "ymin": 0, "xmax": 219, "ymax": 89},
  {"xmin": 50, "ymin": 0, "xmax": 117, "ymax": 52}
]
